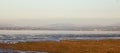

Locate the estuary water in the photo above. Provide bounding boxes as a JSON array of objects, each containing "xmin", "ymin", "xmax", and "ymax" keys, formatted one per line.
[
  {"xmin": 0, "ymin": 30, "xmax": 120, "ymax": 34},
  {"xmin": 0, "ymin": 30, "xmax": 120, "ymax": 42}
]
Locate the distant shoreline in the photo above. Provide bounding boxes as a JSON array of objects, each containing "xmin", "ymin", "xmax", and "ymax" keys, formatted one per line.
[{"xmin": 0, "ymin": 29, "xmax": 120, "ymax": 31}]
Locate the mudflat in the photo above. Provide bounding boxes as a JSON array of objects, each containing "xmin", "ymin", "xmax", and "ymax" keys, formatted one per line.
[{"xmin": 0, "ymin": 39, "xmax": 120, "ymax": 53}]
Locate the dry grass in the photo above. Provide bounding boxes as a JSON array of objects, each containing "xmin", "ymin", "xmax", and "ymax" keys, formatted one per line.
[{"xmin": 0, "ymin": 39, "xmax": 120, "ymax": 53}]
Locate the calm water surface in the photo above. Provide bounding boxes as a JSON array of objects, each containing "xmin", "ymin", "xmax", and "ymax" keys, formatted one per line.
[
  {"xmin": 0, "ymin": 30, "xmax": 120, "ymax": 42},
  {"xmin": 0, "ymin": 30, "xmax": 120, "ymax": 35}
]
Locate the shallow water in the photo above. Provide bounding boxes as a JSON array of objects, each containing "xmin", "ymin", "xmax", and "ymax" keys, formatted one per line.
[{"xmin": 0, "ymin": 30, "xmax": 120, "ymax": 42}]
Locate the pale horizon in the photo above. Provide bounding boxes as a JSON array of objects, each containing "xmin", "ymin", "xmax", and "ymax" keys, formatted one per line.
[{"xmin": 0, "ymin": 0, "xmax": 120, "ymax": 26}]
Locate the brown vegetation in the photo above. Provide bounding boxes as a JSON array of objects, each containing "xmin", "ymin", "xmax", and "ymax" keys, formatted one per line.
[{"xmin": 0, "ymin": 39, "xmax": 120, "ymax": 53}]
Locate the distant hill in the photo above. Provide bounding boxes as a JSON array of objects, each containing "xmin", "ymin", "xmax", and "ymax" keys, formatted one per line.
[{"xmin": 0, "ymin": 24, "xmax": 120, "ymax": 31}]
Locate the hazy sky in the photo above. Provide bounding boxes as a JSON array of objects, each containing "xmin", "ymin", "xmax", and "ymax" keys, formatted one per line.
[{"xmin": 0, "ymin": 0, "xmax": 120, "ymax": 26}]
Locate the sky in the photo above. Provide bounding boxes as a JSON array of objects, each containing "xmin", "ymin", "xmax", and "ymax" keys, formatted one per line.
[{"xmin": 0, "ymin": 0, "xmax": 120, "ymax": 26}]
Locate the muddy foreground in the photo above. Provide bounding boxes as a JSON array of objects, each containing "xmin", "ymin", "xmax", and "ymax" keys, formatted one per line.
[{"xmin": 0, "ymin": 39, "xmax": 120, "ymax": 53}]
